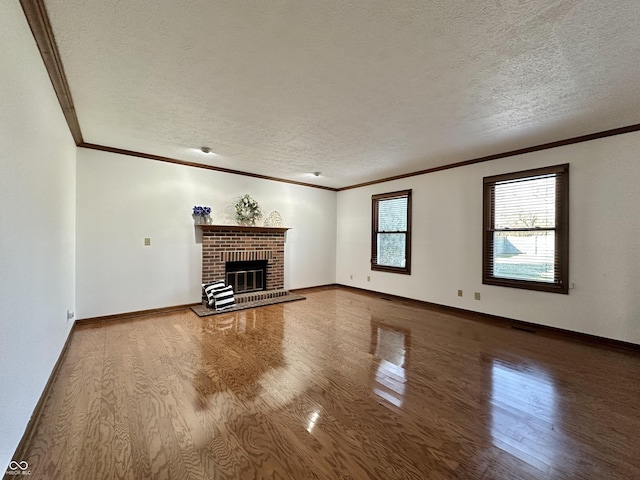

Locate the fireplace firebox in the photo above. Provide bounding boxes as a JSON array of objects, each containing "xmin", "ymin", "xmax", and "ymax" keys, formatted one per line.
[{"xmin": 225, "ymin": 260, "xmax": 267, "ymax": 294}]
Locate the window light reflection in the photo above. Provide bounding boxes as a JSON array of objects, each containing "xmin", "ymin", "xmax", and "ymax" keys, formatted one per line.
[
  {"xmin": 307, "ymin": 410, "xmax": 320, "ymax": 433},
  {"xmin": 370, "ymin": 323, "xmax": 410, "ymax": 409},
  {"xmin": 490, "ymin": 361, "xmax": 559, "ymax": 472},
  {"xmin": 374, "ymin": 359, "xmax": 406, "ymax": 407}
]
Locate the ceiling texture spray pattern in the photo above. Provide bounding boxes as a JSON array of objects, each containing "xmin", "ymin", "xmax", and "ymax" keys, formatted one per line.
[{"xmin": 43, "ymin": 0, "xmax": 640, "ymax": 188}]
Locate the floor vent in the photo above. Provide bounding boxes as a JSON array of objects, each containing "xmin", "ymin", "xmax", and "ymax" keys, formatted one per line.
[{"xmin": 511, "ymin": 325, "xmax": 536, "ymax": 334}]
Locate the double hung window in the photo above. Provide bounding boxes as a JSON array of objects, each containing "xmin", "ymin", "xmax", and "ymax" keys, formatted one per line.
[
  {"xmin": 371, "ymin": 190, "xmax": 412, "ymax": 274},
  {"xmin": 483, "ymin": 164, "xmax": 569, "ymax": 293}
]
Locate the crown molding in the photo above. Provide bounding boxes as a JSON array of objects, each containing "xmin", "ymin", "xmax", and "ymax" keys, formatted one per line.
[
  {"xmin": 20, "ymin": 0, "xmax": 83, "ymax": 145},
  {"xmin": 337, "ymin": 122, "xmax": 640, "ymax": 191},
  {"xmin": 79, "ymin": 143, "xmax": 338, "ymax": 191}
]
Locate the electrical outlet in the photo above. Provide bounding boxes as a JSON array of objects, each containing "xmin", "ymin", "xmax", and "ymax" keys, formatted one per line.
[
  {"xmin": 474, "ymin": 292, "xmax": 481, "ymax": 301},
  {"xmin": 367, "ymin": 276, "xmax": 370, "ymax": 282},
  {"xmin": 67, "ymin": 310, "xmax": 75, "ymax": 322},
  {"xmin": 457, "ymin": 289, "xmax": 463, "ymax": 297},
  {"xmin": 144, "ymin": 237, "xmax": 151, "ymax": 246},
  {"xmin": 350, "ymin": 274, "xmax": 353, "ymax": 280}
]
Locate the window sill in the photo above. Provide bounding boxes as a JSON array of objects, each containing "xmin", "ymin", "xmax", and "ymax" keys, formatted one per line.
[
  {"xmin": 371, "ymin": 264, "xmax": 411, "ymax": 275},
  {"xmin": 483, "ymin": 277, "xmax": 568, "ymax": 294}
]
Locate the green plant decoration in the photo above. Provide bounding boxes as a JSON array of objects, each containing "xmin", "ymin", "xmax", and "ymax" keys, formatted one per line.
[{"xmin": 235, "ymin": 194, "xmax": 263, "ymax": 226}]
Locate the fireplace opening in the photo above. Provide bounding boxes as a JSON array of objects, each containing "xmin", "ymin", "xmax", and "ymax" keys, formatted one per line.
[{"xmin": 225, "ymin": 260, "xmax": 267, "ymax": 294}]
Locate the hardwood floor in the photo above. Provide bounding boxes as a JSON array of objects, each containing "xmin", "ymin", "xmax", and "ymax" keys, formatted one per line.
[{"xmin": 10, "ymin": 288, "xmax": 640, "ymax": 479}]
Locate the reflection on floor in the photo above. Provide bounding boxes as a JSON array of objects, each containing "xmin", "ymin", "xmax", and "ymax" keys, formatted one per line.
[
  {"xmin": 490, "ymin": 361, "xmax": 559, "ymax": 473},
  {"xmin": 370, "ymin": 321, "xmax": 409, "ymax": 408},
  {"xmin": 13, "ymin": 287, "xmax": 640, "ymax": 479}
]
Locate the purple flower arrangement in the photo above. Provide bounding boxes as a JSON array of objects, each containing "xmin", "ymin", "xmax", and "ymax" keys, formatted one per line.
[{"xmin": 192, "ymin": 205, "xmax": 211, "ymax": 217}]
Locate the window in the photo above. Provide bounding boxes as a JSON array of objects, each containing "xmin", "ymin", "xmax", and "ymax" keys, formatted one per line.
[
  {"xmin": 483, "ymin": 164, "xmax": 569, "ymax": 293},
  {"xmin": 371, "ymin": 190, "xmax": 412, "ymax": 274}
]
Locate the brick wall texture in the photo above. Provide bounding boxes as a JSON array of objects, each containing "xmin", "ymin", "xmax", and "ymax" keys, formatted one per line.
[{"xmin": 202, "ymin": 229, "xmax": 285, "ymax": 290}]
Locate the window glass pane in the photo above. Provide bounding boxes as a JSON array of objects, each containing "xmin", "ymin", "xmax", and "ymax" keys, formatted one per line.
[
  {"xmin": 378, "ymin": 197, "xmax": 408, "ymax": 232},
  {"xmin": 377, "ymin": 233, "xmax": 406, "ymax": 267},
  {"xmin": 494, "ymin": 175, "xmax": 556, "ymax": 230},
  {"xmin": 492, "ymin": 231, "xmax": 555, "ymax": 283}
]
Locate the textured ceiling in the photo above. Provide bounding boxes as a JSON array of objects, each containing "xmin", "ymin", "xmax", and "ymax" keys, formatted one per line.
[{"xmin": 44, "ymin": 0, "xmax": 640, "ymax": 188}]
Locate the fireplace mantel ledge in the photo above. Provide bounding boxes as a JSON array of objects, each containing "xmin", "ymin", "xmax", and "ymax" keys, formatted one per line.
[{"xmin": 198, "ymin": 224, "xmax": 290, "ymax": 233}]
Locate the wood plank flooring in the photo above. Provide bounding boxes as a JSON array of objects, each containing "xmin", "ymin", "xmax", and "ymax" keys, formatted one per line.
[{"xmin": 9, "ymin": 287, "xmax": 640, "ymax": 479}]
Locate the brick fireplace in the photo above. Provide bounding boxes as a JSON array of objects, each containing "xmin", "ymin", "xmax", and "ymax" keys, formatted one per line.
[{"xmin": 199, "ymin": 225, "xmax": 288, "ymax": 291}]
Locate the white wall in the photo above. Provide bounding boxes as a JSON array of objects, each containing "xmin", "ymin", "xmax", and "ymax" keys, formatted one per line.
[
  {"xmin": 0, "ymin": 0, "xmax": 77, "ymax": 472},
  {"xmin": 337, "ymin": 131, "xmax": 640, "ymax": 345},
  {"xmin": 76, "ymin": 148, "xmax": 336, "ymax": 318}
]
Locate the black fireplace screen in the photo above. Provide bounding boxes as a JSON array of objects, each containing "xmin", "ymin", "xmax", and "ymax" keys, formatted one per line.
[{"xmin": 225, "ymin": 260, "xmax": 267, "ymax": 294}]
